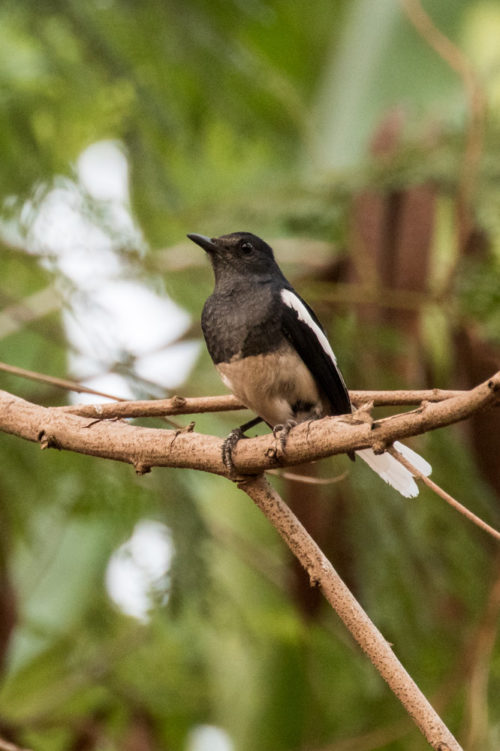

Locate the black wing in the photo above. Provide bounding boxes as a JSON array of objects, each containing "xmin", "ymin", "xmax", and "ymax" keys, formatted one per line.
[{"xmin": 280, "ymin": 287, "xmax": 351, "ymax": 416}]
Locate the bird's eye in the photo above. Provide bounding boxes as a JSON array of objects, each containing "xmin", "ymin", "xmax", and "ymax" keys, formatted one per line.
[{"xmin": 240, "ymin": 241, "xmax": 253, "ymax": 253}]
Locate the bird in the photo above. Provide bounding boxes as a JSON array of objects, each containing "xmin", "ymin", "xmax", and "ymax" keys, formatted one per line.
[{"xmin": 187, "ymin": 231, "xmax": 431, "ymax": 497}]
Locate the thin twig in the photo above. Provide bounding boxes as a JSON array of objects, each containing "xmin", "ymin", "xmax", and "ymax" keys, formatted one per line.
[
  {"xmin": 0, "ymin": 361, "xmax": 186, "ymax": 428},
  {"xmin": 58, "ymin": 394, "xmax": 245, "ymax": 417},
  {"xmin": 402, "ymin": 0, "xmax": 485, "ymax": 212},
  {"xmin": 240, "ymin": 474, "xmax": 462, "ymax": 750},
  {"xmin": 0, "ymin": 361, "xmax": 470, "ymax": 412},
  {"xmin": 389, "ymin": 447, "xmax": 500, "ymax": 542},
  {"xmin": 267, "ymin": 469, "xmax": 349, "ymax": 485},
  {"xmin": 58, "ymin": 388, "xmax": 470, "ymax": 418},
  {"xmin": 402, "ymin": 0, "xmax": 485, "ymax": 264},
  {"xmin": 0, "ymin": 361, "xmax": 126, "ymax": 402}
]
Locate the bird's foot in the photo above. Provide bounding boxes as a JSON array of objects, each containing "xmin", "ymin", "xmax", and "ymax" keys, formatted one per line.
[
  {"xmin": 222, "ymin": 427, "xmax": 246, "ymax": 476},
  {"xmin": 272, "ymin": 419, "xmax": 297, "ymax": 456},
  {"xmin": 221, "ymin": 417, "xmax": 264, "ymax": 477}
]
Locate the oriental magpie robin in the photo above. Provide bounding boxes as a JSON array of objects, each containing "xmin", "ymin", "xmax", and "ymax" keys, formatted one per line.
[{"xmin": 188, "ymin": 231, "xmax": 431, "ymax": 497}]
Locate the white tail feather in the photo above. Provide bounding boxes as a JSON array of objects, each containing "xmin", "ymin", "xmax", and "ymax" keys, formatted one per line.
[{"xmin": 356, "ymin": 441, "xmax": 432, "ymax": 498}]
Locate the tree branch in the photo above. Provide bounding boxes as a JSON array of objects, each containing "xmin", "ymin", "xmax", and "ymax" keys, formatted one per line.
[
  {"xmin": 0, "ymin": 373, "xmax": 498, "ymax": 478},
  {"xmin": 2, "ymin": 377, "xmax": 499, "ymax": 749},
  {"xmin": 0, "ymin": 361, "xmax": 126, "ymax": 402},
  {"xmin": 56, "ymin": 388, "xmax": 471, "ymax": 420},
  {"xmin": 389, "ymin": 446, "xmax": 500, "ymax": 541},
  {"xmin": 240, "ymin": 474, "xmax": 463, "ymax": 750},
  {"xmin": 0, "ymin": 359, "xmax": 472, "ymax": 413}
]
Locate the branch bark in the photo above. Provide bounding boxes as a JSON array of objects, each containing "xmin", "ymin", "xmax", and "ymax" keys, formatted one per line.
[
  {"xmin": 0, "ymin": 372, "xmax": 497, "ymax": 476},
  {"xmin": 2, "ymin": 378, "xmax": 498, "ymax": 749},
  {"xmin": 0, "ymin": 361, "xmax": 472, "ymax": 414},
  {"xmin": 56, "ymin": 388, "xmax": 470, "ymax": 419},
  {"xmin": 241, "ymin": 474, "xmax": 463, "ymax": 750},
  {"xmin": 390, "ymin": 446, "xmax": 500, "ymax": 541}
]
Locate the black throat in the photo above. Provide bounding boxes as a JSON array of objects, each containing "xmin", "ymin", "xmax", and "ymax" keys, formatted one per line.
[{"xmin": 201, "ymin": 279, "xmax": 284, "ymax": 364}]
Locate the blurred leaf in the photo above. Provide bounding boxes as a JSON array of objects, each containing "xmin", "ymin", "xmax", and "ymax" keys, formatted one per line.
[{"xmin": 0, "ymin": 1, "xmax": 499, "ymax": 749}]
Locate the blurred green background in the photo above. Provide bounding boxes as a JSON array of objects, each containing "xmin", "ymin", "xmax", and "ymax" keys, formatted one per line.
[{"xmin": 0, "ymin": 1, "xmax": 499, "ymax": 749}]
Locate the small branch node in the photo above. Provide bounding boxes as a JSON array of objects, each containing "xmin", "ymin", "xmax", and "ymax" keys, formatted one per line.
[
  {"xmin": 351, "ymin": 400, "xmax": 375, "ymax": 425},
  {"xmin": 168, "ymin": 423, "xmax": 194, "ymax": 449},
  {"xmin": 134, "ymin": 462, "xmax": 151, "ymax": 476},
  {"xmin": 174, "ymin": 421, "xmax": 196, "ymax": 435},
  {"xmin": 372, "ymin": 440, "xmax": 389, "ymax": 455},
  {"xmin": 265, "ymin": 445, "xmax": 280, "ymax": 463},
  {"xmin": 417, "ymin": 399, "xmax": 432, "ymax": 413},
  {"xmin": 84, "ymin": 416, "xmax": 120, "ymax": 429},
  {"xmin": 37, "ymin": 429, "xmax": 61, "ymax": 451},
  {"xmin": 172, "ymin": 395, "xmax": 187, "ymax": 407},
  {"xmin": 488, "ymin": 378, "xmax": 500, "ymax": 395},
  {"xmin": 308, "ymin": 569, "xmax": 320, "ymax": 587},
  {"xmin": 236, "ymin": 473, "xmax": 261, "ymax": 489}
]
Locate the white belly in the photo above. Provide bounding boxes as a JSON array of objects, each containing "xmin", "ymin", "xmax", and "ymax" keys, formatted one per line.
[{"xmin": 216, "ymin": 345, "xmax": 326, "ymax": 427}]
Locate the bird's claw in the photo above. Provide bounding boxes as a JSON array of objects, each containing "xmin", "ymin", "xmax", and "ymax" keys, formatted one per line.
[
  {"xmin": 222, "ymin": 427, "xmax": 245, "ymax": 476},
  {"xmin": 272, "ymin": 419, "xmax": 297, "ymax": 456}
]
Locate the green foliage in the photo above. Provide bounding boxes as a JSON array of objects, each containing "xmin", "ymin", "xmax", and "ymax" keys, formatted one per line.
[
  {"xmin": 457, "ymin": 255, "xmax": 500, "ymax": 343},
  {"xmin": 1, "ymin": 1, "xmax": 500, "ymax": 750}
]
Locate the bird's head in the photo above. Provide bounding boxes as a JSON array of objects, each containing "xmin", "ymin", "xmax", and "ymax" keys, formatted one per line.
[{"xmin": 188, "ymin": 231, "xmax": 281, "ymax": 285}]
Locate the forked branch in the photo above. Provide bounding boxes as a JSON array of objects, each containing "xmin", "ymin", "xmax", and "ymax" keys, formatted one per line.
[
  {"xmin": 1, "ymin": 372, "xmax": 499, "ymax": 750},
  {"xmin": 0, "ymin": 373, "xmax": 498, "ymax": 477}
]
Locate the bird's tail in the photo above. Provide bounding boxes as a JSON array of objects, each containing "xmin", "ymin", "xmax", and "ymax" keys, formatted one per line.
[{"xmin": 356, "ymin": 441, "xmax": 431, "ymax": 498}]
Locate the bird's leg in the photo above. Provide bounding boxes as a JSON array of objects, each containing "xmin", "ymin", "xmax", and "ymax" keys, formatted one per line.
[
  {"xmin": 272, "ymin": 419, "xmax": 297, "ymax": 455},
  {"xmin": 222, "ymin": 416, "xmax": 263, "ymax": 475}
]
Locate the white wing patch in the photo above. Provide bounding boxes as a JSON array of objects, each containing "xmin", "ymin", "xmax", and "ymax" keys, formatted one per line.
[
  {"xmin": 281, "ymin": 288, "xmax": 433, "ymax": 498},
  {"xmin": 280, "ymin": 289, "xmax": 338, "ymax": 365}
]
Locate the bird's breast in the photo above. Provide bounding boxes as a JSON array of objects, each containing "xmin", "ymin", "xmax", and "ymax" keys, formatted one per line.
[
  {"xmin": 201, "ymin": 285, "xmax": 280, "ymax": 364},
  {"xmin": 216, "ymin": 343, "xmax": 326, "ymax": 427}
]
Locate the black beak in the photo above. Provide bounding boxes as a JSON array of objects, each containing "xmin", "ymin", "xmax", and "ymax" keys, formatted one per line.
[{"xmin": 187, "ymin": 233, "xmax": 218, "ymax": 253}]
